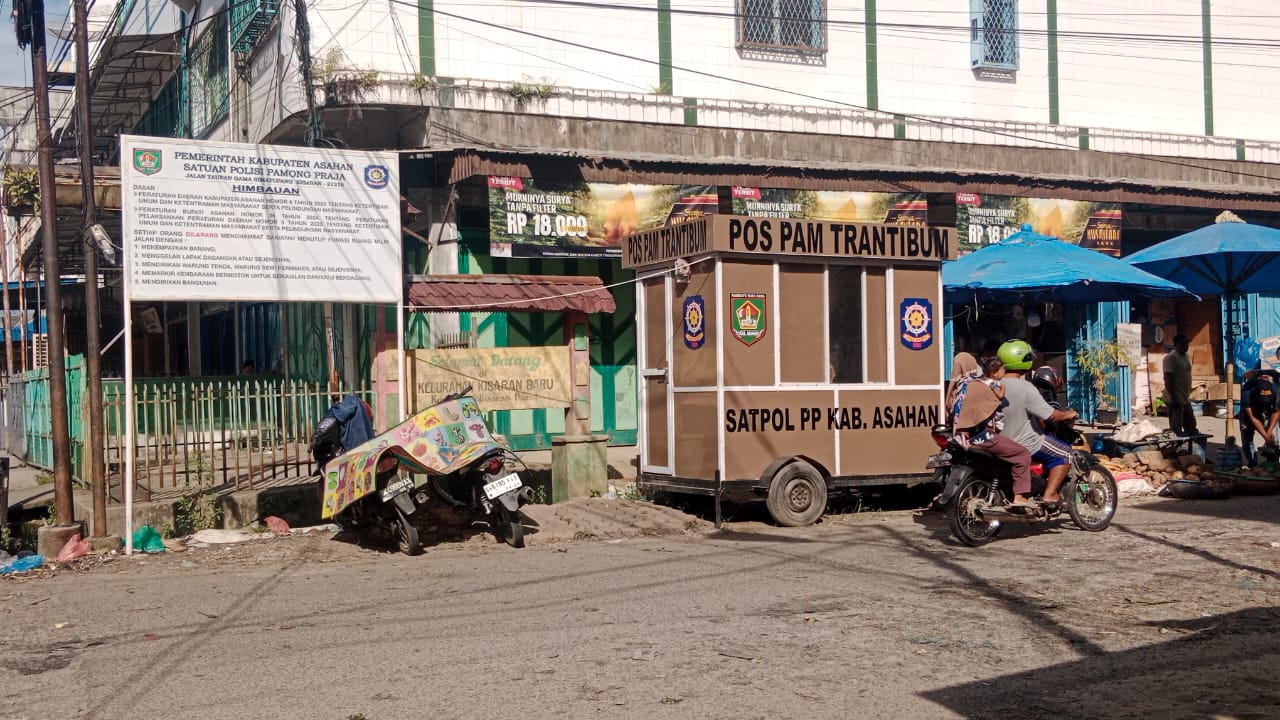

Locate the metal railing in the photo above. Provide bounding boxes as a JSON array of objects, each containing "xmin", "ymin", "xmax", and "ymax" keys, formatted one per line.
[{"xmin": 100, "ymin": 379, "xmax": 372, "ymax": 500}]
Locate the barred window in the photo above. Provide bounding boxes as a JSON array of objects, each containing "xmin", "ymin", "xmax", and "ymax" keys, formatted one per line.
[
  {"xmin": 188, "ymin": 14, "xmax": 230, "ymax": 138},
  {"xmin": 738, "ymin": 0, "xmax": 826, "ymax": 54},
  {"xmin": 970, "ymin": 0, "xmax": 1019, "ymax": 71}
]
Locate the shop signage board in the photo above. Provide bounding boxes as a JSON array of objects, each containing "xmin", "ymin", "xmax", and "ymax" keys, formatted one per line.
[
  {"xmin": 622, "ymin": 215, "xmax": 957, "ymax": 269},
  {"xmin": 120, "ymin": 136, "xmax": 402, "ymax": 303},
  {"xmin": 487, "ymin": 177, "xmax": 718, "ymax": 258},
  {"xmin": 408, "ymin": 347, "xmax": 572, "ymax": 411},
  {"xmin": 955, "ymin": 193, "xmax": 1122, "ymax": 256},
  {"xmin": 730, "ymin": 187, "xmax": 927, "ymax": 224}
]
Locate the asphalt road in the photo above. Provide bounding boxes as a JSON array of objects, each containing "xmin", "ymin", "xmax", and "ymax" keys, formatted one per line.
[{"xmin": 3, "ymin": 494, "xmax": 1279, "ymax": 720}]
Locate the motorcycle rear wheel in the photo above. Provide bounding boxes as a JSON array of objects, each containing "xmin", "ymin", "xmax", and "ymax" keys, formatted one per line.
[
  {"xmin": 492, "ymin": 505, "xmax": 526, "ymax": 548},
  {"xmin": 946, "ymin": 475, "xmax": 1003, "ymax": 547},
  {"xmin": 1066, "ymin": 464, "xmax": 1117, "ymax": 532}
]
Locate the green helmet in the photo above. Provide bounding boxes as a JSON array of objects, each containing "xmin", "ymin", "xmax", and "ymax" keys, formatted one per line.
[{"xmin": 997, "ymin": 340, "xmax": 1035, "ymax": 371}]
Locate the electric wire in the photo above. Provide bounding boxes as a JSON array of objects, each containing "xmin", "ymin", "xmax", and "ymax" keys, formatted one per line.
[{"xmin": 418, "ymin": 3, "xmax": 1280, "ymax": 184}]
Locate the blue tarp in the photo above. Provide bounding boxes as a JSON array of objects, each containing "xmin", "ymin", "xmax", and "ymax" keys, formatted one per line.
[{"xmin": 944, "ymin": 226, "xmax": 1195, "ymax": 305}]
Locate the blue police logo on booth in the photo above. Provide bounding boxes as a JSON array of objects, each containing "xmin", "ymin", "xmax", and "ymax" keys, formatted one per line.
[
  {"xmin": 900, "ymin": 298, "xmax": 933, "ymax": 350},
  {"xmin": 364, "ymin": 164, "xmax": 389, "ymax": 189},
  {"xmin": 683, "ymin": 295, "xmax": 706, "ymax": 350}
]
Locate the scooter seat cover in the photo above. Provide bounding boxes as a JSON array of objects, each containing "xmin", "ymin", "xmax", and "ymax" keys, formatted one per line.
[{"xmin": 321, "ymin": 396, "xmax": 504, "ymax": 518}]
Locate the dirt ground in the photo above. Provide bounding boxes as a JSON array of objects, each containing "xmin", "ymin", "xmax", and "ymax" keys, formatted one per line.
[{"xmin": 2, "ymin": 492, "xmax": 1279, "ymax": 720}]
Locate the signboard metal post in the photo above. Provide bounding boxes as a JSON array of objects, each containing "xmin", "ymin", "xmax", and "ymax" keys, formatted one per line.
[{"xmin": 120, "ymin": 136, "xmax": 403, "ymax": 553}]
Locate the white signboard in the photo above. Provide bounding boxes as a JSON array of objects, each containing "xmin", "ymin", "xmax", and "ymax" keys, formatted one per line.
[
  {"xmin": 1116, "ymin": 323, "xmax": 1142, "ymax": 368},
  {"xmin": 120, "ymin": 135, "xmax": 402, "ymax": 303}
]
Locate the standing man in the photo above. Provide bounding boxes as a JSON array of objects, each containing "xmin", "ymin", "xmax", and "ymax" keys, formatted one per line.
[
  {"xmin": 1240, "ymin": 370, "xmax": 1280, "ymax": 467},
  {"xmin": 996, "ymin": 340, "xmax": 1079, "ymax": 507},
  {"xmin": 1163, "ymin": 334, "xmax": 1197, "ymax": 436}
]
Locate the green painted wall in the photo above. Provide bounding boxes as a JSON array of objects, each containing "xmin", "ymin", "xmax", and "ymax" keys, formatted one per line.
[{"xmin": 411, "ymin": 230, "xmax": 638, "ymax": 450}]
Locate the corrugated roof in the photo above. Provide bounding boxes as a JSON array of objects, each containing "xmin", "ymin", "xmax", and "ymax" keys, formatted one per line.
[{"xmin": 407, "ymin": 274, "xmax": 617, "ymax": 314}]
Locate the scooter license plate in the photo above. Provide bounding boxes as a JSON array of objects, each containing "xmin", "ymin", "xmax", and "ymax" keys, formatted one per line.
[
  {"xmin": 380, "ymin": 476, "xmax": 415, "ymax": 501},
  {"xmin": 483, "ymin": 472, "xmax": 522, "ymax": 500},
  {"xmin": 925, "ymin": 452, "xmax": 952, "ymax": 469}
]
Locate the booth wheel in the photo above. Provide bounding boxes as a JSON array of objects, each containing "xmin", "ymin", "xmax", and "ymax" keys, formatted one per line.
[{"xmin": 765, "ymin": 460, "xmax": 828, "ymax": 527}]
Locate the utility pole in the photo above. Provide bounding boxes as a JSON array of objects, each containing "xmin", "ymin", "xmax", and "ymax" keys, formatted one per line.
[
  {"xmin": 0, "ymin": 212, "xmax": 13, "ymax": 377},
  {"xmin": 17, "ymin": 0, "xmax": 78, "ymax": 546},
  {"xmin": 73, "ymin": 0, "xmax": 107, "ymax": 538},
  {"xmin": 292, "ymin": 0, "xmax": 339, "ymax": 399}
]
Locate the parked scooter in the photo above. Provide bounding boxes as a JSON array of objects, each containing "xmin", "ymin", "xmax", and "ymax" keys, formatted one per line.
[
  {"xmin": 311, "ymin": 389, "xmax": 533, "ymax": 554},
  {"xmin": 310, "ymin": 397, "xmax": 428, "ymax": 555}
]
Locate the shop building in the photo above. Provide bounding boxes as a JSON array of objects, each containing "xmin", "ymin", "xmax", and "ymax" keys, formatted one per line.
[{"xmin": 27, "ymin": 0, "xmax": 1280, "ymax": 449}]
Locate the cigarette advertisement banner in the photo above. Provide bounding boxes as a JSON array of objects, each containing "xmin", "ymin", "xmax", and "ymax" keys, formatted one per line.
[
  {"xmin": 488, "ymin": 177, "xmax": 719, "ymax": 258},
  {"xmin": 409, "ymin": 346, "xmax": 572, "ymax": 411},
  {"xmin": 730, "ymin": 187, "xmax": 927, "ymax": 224},
  {"xmin": 955, "ymin": 193, "xmax": 1123, "ymax": 256}
]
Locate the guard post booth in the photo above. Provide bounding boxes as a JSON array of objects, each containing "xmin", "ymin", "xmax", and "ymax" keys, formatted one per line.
[{"xmin": 623, "ymin": 214, "xmax": 957, "ymax": 526}]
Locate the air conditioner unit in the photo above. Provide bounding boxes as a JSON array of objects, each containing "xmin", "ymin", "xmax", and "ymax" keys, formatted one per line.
[{"xmin": 169, "ymin": 0, "xmax": 198, "ymax": 12}]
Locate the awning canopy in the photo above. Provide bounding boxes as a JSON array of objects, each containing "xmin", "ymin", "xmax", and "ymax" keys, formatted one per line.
[
  {"xmin": 85, "ymin": 33, "xmax": 181, "ymax": 161},
  {"xmin": 406, "ymin": 274, "xmax": 616, "ymax": 314}
]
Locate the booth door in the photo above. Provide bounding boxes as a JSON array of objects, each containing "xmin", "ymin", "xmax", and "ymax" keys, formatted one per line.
[{"xmin": 640, "ymin": 276, "xmax": 672, "ymax": 473}]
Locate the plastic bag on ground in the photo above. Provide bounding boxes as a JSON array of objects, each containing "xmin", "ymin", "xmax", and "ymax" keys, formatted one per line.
[
  {"xmin": 132, "ymin": 525, "xmax": 166, "ymax": 554},
  {"xmin": 1115, "ymin": 475, "xmax": 1156, "ymax": 497},
  {"xmin": 0, "ymin": 554, "xmax": 44, "ymax": 574},
  {"xmin": 263, "ymin": 516, "xmax": 290, "ymax": 534},
  {"xmin": 56, "ymin": 534, "xmax": 91, "ymax": 563},
  {"xmin": 1113, "ymin": 418, "xmax": 1163, "ymax": 444},
  {"xmin": 189, "ymin": 528, "xmax": 259, "ymax": 544}
]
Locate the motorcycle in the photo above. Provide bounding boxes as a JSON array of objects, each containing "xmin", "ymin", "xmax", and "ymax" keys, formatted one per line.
[
  {"xmin": 925, "ymin": 416, "xmax": 1118, "ymax": 547},
  {"xmin": 311, "ymin": 388, "xmax": 532, "ymax": 554}
]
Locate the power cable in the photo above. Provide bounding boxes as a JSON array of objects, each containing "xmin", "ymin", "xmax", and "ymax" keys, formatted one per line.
[
  {"xmin": 418, "ymin": 3, "xmax": 1280, "ymax": 184},
  {"xmin": 454, "ymin": 0, "xmax": 1280, "ymax": 51}
]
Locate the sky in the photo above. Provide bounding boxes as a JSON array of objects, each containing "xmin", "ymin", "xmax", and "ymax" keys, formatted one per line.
[{"xmin": 1, "ymin": 0, "xmax": 75, "ymax": 88}]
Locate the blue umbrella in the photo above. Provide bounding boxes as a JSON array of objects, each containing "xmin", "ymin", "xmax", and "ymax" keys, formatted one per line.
[
  {"xmin": 1125, "ymin": 221, "xmax": 1280, "ymax": 296},
  {"xmin": 944, "ymin": 226, "xmax": 1195, "ymax": 305},
  {"xmin": 1126, "ymin": 220, "xmax": 1280, "ymax": 438}
]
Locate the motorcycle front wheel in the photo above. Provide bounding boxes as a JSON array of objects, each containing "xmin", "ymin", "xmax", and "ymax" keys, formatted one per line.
[
  {"xmin": 492, "ymin": 504, "xmax": 525, "ymax": 548},
  {"xmin": 1065, "ymin": 464, "xmax": 1117, "ymax": 532},
  {"xmin": 393, "ymin": 508, "xmax": 424, "ymax": 556},
  {"xmin": 946, "ymin": 475, "xmax": 1003, "ymax": 547}
]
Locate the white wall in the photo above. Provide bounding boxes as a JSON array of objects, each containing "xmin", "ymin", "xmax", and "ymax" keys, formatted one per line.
[
  {"xmin": 307, "ymin": 0, "xmax": 421, "ymax": 77},
  {"xmin": 1210, "ymin": 0, "xmax": 1280, "ymax": 141},
  {"xmin": 287, "ymin": 0, "xmax": 1280, "ymax": 145},
  {"xmin": 1056, "ymin": 0, "xmax": 1203, "ymax": 136},
  {"xmin": 878, "ymin": 1, "xmax": 1049, "ymax": 124}
]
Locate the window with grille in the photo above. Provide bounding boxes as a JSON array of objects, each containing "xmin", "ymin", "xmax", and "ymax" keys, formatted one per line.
[
  {"xmin": 737, "ymin": 0, "xmax": 826, "ymax": 54},
  {"xmin": 188, "ymin": 14, "xmax": 230, "ymax": 139},
  {"xmin": 970, "ymin": 0, "xmax": 1018, "ymax": 71}
]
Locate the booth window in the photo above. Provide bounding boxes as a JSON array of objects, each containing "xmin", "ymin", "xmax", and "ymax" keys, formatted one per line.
[{"xmin": 828, "ymin": 267, "xmax": 864, "ymax": 383}]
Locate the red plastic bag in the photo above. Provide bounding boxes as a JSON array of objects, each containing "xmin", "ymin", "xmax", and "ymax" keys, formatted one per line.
[
  {"xmin": 56, "ymin": 534, "xmax": 91, "ymax": 563},
  {"xmin": 264, "ymin": 516, "xmax": 290, "ymax": 535}
]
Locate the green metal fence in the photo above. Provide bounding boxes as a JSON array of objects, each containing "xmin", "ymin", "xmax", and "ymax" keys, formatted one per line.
[
  {"xmin": 16, "ymin": 357, "xmax": 371, "ymax": 499},
  {"xmin": 101, "ymin": 379, "xmax": 372, "ymax": 497}
]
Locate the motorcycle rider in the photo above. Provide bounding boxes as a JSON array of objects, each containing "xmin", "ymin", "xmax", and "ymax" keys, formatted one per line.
[
  {"xmin": 997, "ymin": 340, "xmax": 1079, "ymax": 508},
  {"xmin": 946, "ymin": 352, "xmax": 1035, "ymax": 508}
]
